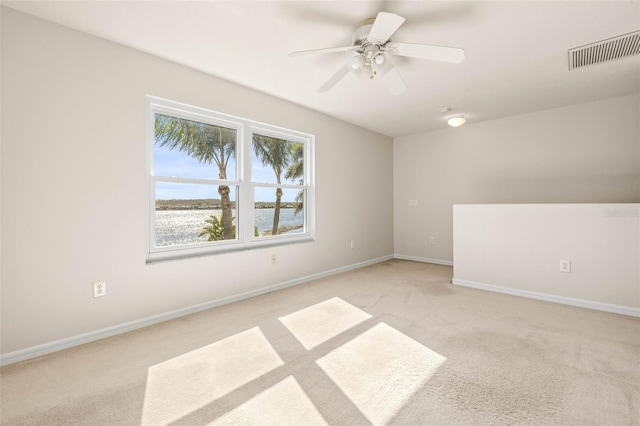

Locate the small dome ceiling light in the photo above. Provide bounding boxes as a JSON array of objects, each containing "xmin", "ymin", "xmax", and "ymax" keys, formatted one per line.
[{"xmin": 447, "ymin": 115, "xmax": 466, "ymax": 127}]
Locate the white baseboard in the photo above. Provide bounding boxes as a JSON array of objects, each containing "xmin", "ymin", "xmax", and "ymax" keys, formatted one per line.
[
  {"xmin": 452, "ymin": 278, "xmax": 640, "ymax": 318},
  {"xmin": 0, "ymin": 255, "xmax": 393, "ymax": 366},
  {"xmin": 394, "ymin": 254, "xmax": 453, "ymax": 266}
]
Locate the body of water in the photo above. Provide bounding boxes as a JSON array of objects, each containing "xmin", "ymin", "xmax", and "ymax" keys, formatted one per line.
[{"xmin": 155, "ymin": 208, "xmax": 303, "ymax": 247}]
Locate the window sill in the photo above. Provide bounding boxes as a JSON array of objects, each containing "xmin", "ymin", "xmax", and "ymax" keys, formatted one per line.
[{"xmin": 146, "ymin": 236, "xmax": 315, "ymax": 265}]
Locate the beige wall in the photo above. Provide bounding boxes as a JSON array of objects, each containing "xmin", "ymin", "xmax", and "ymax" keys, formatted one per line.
[
  {"xmin": 394, "ymin": 94, "xmax": 640, "ymax": 263},
  {"xmin": 453, "ymin": 204, "xmax": 640, "ymax": 312},
  {"xmin": 0, "ymin": 8, "xmax": 393, "ymax": 355}
]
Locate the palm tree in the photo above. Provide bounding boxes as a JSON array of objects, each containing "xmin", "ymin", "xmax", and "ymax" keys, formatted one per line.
[
  {"xmin": 252, "ymin": 135, "xmax": 293, "ymax": 235},
  {"xmin": 285, "ymin": 143, "xmax": 304, "ymax": 215},
  {"xmin": 155, "ymin": 114, "xmax": 236, "ymax": 239}
]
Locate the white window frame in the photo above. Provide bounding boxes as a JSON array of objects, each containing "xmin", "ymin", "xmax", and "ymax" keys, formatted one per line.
[{"xmin": 146, "ymin": 96, "xmax": 315, "ymax": 263}]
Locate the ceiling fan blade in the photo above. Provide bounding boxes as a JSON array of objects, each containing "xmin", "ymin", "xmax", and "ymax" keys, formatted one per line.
[
  {"xmin": 382, "ymin": 66, "xmax": 407, "ymax": 95},
  {"xmin": 368, "ymin": 12, "xmax": 406, "ymax": 43},
  {"xmin": 318, "ymin": 64, "xmax": 350, "ymax": 93},
  {"xmin": 289, "ymin": 45, "xmax": 359, "ymax": 57},
  {"xmin": 386, "ymin": 42, "xmax": 465, "ymax": 63}
]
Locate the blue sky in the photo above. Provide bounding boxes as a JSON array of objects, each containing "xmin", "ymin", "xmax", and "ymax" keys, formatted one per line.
[{"xmin": 154, "ymin": 144, "xmax": 300, "ymax": 202}]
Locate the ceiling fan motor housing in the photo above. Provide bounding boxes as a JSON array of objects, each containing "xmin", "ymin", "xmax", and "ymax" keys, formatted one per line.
[{"xmin": 353, "ymin": 22, "xmax": 375, "ymax": 47}]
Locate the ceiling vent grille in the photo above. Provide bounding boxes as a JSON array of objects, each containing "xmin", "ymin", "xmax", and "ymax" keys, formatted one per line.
[{"xmin": 568, "ymin": 31, "xmax": 640, "ymax": 70}]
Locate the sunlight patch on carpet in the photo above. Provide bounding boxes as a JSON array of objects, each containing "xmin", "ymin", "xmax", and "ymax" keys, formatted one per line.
[
  {"xmin": 141, "ymin": 327, "xmax": 284, "ymax": 425},
  {"xmin": 279, "ymin": 297, "xmax": 372, "ymax": 349},
  {"xmin": 211, "ymin": 376, "xmax": 328, "ymax": 425},
  {"xmin": 316, "ymin": 322, "xmax": 446, "ymax": 425}
]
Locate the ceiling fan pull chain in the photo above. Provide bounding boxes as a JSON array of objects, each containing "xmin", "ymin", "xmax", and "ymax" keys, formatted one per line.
[{"xmin": 370, "ymin": 58, "xmax": 378, "ymax": 79}]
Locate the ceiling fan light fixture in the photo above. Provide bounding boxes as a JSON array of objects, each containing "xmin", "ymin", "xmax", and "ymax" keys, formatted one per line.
[
  {"xmin": 372, "ymin": 53, "xmax": 393, "ymax": 76},
  {"xmin": 448, "ymin": 115, "xmax": 466, "ymax": 127},
  {"xmin": 349, "ymin": 54, "xmax": 369, "ymax": 79},
  {"xmin": 349, "ymin": 55, "xmax": 363, "ymax": 70}
]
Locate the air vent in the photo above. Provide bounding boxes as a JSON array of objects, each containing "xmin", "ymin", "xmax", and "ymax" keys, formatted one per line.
[{"xmin": 568, "ymin": 31, "xmax": 640, "ymax": 70}]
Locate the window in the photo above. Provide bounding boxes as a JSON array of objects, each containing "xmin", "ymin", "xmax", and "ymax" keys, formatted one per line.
[{"xmin": 147, "ymin": 97, "xmax": 314, "ymax": 262}]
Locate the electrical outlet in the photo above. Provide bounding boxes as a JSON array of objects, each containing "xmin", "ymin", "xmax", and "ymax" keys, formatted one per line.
[
  {"xmin": 93, "ymin": 281, "xmax": 106, "ymax": 298},
  {"xmin": 409, "ymin": 199, "xmax": 418, "ymax": 207},
  {"xmin": 350, "ymin": 240, "xmax": 355, "ymax": 249},
  {"xmin": 271, "ymin": 254, "xmax": 277, "ymax": 264},
  {"xmin": 429, "ymin": 236, "xmax": 435, "ymax": 245},
  {"xmin": 560, "ymin": 260, "xmax": 571, "ymax": 273}
]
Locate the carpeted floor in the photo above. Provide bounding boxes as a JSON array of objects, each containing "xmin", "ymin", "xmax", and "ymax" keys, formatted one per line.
[{"xmin": 1, "ymin": 260, "xmax": 639, "ymax": 425}]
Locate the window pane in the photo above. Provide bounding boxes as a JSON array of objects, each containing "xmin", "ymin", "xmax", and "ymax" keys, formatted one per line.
[
  {"xmin": 252, "ymin": 135, "xmax": 303, "ymax": 185},
  {"xmin": 154, "ymin": 113, "xmax": 236, "ymax": 180},
  {"xmin": 254, "ymin": 187, "xmax": 305, "ymax": 237},
  {"xmin": 148, "ymin": 97, "xmax": 314, "ymax": 261},
  {"xmin": 155, "ymin": 182, "xmax": 237, "ymax": 247}
]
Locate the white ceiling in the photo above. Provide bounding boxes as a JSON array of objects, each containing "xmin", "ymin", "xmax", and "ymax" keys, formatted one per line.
[{"xmin": 4, "ymin": 0, "xmax": 640, "ymax": 137}]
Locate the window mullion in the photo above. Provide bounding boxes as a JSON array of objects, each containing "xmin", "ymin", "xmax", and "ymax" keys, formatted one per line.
[
  {"xmin": 154, "ymin": 176, "xmax": 234, "ymax": 186},
  {"xmin": 240, "ymin": 123, "xmax": 254, "ymax": 244},
  {"xmin": 251, "ymin": 183, "xmax": 308, "ymax": 190}
]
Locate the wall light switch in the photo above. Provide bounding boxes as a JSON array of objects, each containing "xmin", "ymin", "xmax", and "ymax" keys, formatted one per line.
[
  {"xmin": 409, "ymin": 199, "xmax": 418, "ymax": 207},
  {"xmin": 560, "ymin": 260, "xmax": 571, "ymax": 273}
]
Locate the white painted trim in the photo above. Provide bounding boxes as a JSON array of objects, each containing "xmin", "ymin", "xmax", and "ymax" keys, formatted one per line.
[
  {"xmin": 452, "ymin": 278, "xmax": 640, "ymax": 318},
  {"xmin": 394, "ymin": 254, "xmax": 453, "ymax": 266},
  {"xmin": 0, "ymin": 255, "xmax": 393, "ymax": 366}
]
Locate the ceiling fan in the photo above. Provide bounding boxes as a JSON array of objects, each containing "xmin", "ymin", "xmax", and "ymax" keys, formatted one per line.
[{"xmin": 289, "ymin": 11, "xmax": 465, "ymax": 95}]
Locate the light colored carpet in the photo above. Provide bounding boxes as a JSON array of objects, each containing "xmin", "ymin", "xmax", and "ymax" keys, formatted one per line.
[{"xmin": 1, "ymin": 260, "xmax": 639, "ymax": 425}]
